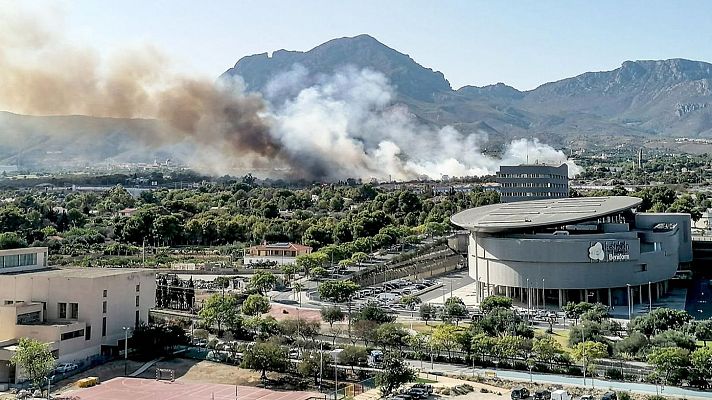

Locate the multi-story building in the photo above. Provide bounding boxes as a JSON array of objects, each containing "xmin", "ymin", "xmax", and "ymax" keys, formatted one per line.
[
  {"xmin": 0, "ymin": 247, "xmax": 155, "ymax": 384},
  {"xmin": 451, "ymin": 196, "xmax": 692, "ymax": 314},
  {"xmin": 496, "ymin": 164, "xmax": 569, "ymax": 203},
  {"xmin": 244, "ymin": 242, "xmax": 313, "ymax": 266}
]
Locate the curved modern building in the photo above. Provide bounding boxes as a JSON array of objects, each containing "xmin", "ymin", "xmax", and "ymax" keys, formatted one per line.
[{"xmin": 451, "ymin": 196, "xmax": 692, "ymax": 310}]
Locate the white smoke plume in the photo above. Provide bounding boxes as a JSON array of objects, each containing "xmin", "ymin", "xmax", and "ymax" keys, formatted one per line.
[{"xmin": 265, "ymin": 66, "xmax": 580, "ymax": 180}]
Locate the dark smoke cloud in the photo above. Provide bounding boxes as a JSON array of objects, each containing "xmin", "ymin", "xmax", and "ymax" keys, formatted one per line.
[{"xmin": 0, "ymin": 4, "xmax": 289, "ymax": 173}]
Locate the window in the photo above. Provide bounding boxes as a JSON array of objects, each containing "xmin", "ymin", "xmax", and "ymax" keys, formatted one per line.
[
  {"xmin": 135, "ymin": 295, "xmax": 140, "ymax": 307},
  {"xmin": 70, "ymin": 303, "xmax": 79, "ymax": 319},
  {"xmin": 135, "ymin": 284, "xmax": 140, "ymax": 292},
  {"xmin": 102, "ymin": 301, "xmax": 107, "ymax": 314},
  {"xmin": 102, "ymin": 290, "xmax": 107, "ymax": 298},
  {"xmin": 58, "ymin": 302, "xmax": 67, "ymax": 319},
  {"xmin": 135, "ymin": 310, "xmax": 140, "ymax": 327},
  {"xmin": 16, "ymin": 311, "xmax": 41, "ymax": 325},
  {"xmin": 85, "ymin": 326, "xmax": 92, "ymax": 341},
  {"xmin": 4, "ymin": 300, "xmax": 13, "ymax": 305},
  {"xmin": 639, "ymin": 264, "xmax": 648, "ymax": 272},
  {"xmin": 60, "ymin": 329, "xmax": 84, "ymax": 341},
  {"xmin": 101, "ymin": 317, "xmax": 107, "ymax": 337}
]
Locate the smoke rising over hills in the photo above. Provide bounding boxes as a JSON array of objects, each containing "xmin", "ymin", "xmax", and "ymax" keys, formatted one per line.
[{"xmin": 0, "ymin": 7, "xmax": 574, "ymax": 180}]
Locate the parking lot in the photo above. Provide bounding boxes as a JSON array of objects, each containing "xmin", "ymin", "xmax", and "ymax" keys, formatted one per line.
[{"xmin": 350, "ymin": 278, "xmax": 441, "ymax": 314}]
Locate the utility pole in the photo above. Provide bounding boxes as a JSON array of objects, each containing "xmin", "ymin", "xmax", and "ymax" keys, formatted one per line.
[{"xmin": 123, "ymin": 327, "xmax": 131, "ymax": 376}]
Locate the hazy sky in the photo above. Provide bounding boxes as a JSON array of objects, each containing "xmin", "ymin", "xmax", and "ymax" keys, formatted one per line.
[{"xmin": 26, "ymin": 0, "xmax": 712, "ymax": 90}]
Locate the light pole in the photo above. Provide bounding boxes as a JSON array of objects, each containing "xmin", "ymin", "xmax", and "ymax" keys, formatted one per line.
[
  {"xmin": 526, "ymin": 278, "xmax": 530, "ymax": 318},
  {"xmin": 581, "ymin": 321, "xmax": 586, "ymax": 387},
  {"xmin": 123, "ymin": 327, "xmax": 131, "ymax": 376},
  {"xmin": 319, "ymin": 342, "xmax": 323, "ymax": 391},
  {"xmin": 47, "ymin": 375, "xmax": 54, "ymax": 400},
  {"xmin": 648, "ymin": 281, "xmax": 652, "ymax": 313},
  {"xmin": 542, "ymin": 278, "xmax": 545, "ymax": 310},
  {"xmin": 626, "ymin": 284, "xmax": 632, "ymax": 320}
]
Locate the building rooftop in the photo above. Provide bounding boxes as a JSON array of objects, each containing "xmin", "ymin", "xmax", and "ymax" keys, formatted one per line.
[
  {"xmin": 0, "ymin": 267, "xmax": 154, "ymax": 278},
  {"xmin": 249, "ymin": 242, "xmax": 312, "ymax": 252},
  {"xmin": 451, "ymin": 196, "xmax": 642, "ymax": 232}
]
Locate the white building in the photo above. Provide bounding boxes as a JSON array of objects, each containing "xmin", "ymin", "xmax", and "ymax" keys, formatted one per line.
[{"xmin": 0, "ymin": 247, "xmax": 156, "ymax": 384}]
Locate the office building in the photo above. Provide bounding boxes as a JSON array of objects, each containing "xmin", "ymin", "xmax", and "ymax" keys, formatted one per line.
[
  {"xmin": 496, "ymin": 164, "xmax": 569, "ymax": 203},
  {"xmin": 0, "ymin": 247, "xmax": 155, "ymax": 384}
]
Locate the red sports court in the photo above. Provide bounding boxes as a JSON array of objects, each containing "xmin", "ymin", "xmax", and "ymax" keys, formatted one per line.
[{"xmin": 62, "ymin": 377, "xmax": 324, "ymax": 400}]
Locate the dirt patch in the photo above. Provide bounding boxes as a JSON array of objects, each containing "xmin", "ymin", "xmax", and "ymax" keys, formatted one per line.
[
  {"xmin": 267, "ymin": 305, "xmax": 322, "ymax": 322},
  {"xmin": 137, "ymin": 358, "xmax": 265, "ymax": 386}
]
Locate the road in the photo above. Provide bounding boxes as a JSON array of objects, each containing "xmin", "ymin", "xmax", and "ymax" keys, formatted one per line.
[{"xmin": 409, "ymin": 360, "xmax": 712, "ymax": 399}]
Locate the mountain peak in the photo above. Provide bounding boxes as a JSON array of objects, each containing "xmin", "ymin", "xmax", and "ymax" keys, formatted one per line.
[{"xmin": 221, "ymin": 35, "xmax": 451, "ymax": 102}]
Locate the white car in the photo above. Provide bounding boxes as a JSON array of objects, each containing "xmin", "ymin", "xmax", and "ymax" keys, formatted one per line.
[{"xmin": 55, "ymin": 363, "xmax": 78, "ymax": 373}]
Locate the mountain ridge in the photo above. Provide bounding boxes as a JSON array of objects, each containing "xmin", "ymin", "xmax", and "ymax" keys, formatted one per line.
[{"xmin": 223, "ymin": 35, "xmax": 712, "ymax": 142}]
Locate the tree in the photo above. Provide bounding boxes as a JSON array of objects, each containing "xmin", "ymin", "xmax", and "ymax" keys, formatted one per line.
[
  {"xmin": 695, "ymin": 320, "xmax": 712, "ymax": 346},
  {"xmin": 298, "ymin": 350, "xmax": 332, "ymax": 385},
  {"xmin": 351, "ymin": 252, "xmax": 368, "ymax": 270},
  {"xmin": 0, "ymin": 232, "xmax": 28, "ymax": 250},
  {"xmin": 281, "ymin": 263, "xmax": 300, "ymax": 285},
  {"xmin": 354, "ymin": 301, "xmax": 396, "ymax": 324},
  {"xmin": 491, "ymin": 335, "xmax": 526, "ymax": 363},
  {"xmin": 296, "ymin": 252, "xmax": 328, "ymax": 276},
  {"xmin": 375, "ymin": 323, "xmax": 410, "ymax": 350},
  {"xmin": 571, "ymin": 341, "xmax": 608, "ymax": 377},
  {"xmin": 630, "ymin": 308, "xmax": 692, "ymax": 338},
  {"xmin": 419, "ymin": 303, "xmax": 437, "ymax": 325},
  {"xmin": 532, "ymin": 336, "xmax": 565, "ymax": 367},
  {"xmin": 308, "ymin": 267, "xmax": 327, "ymax": 279},
  {"xmin": 691, "ymin": 347, "xmax": 712, "ymax": 384},
  {"xmin": 614, "ymin": 331, "xmax": 648, "ymax": 358},
  {"xmin": 353, "ymin": 319, "xmax": 379, "ymax": 346},
  {"xmin": 375, "ymin": 352, "xmax": 417, "ymax": 396},
  {"xmin": 241, "ymin": 341, "xmax": 289, "ymax": 382},
  {"xmin": 647, "ymin": 347, "xmax": 690, "ymax": 385},
  {"xmin": 279, "ymin": 318, "xmax": 321, "ymax": 344},
  {"xmin": 480, "ymin": 295, "xmax": 512, "ymax": 314},
  {"xmin": 400, "ymin": 295, "xmax": 422, "ymax": 310},
  {"xmin": 442, "ymin": 297, "xmax": 468, "ymax": 325},
  {"xmin": 249, "ymin": 271, "xmax": 278, "ymax": 295},
  {"xmin": 650, "ymin": 329, "xmax": 696, "ymax": 352},
  {"xmin": 10, "ymin": 338, "xmax": 55, "ymax": 390},
  {"xmin": 319, "ymin": 280, "xmax": 360, "ymax": 336},
  {"xmin": 320, "ymin": 306, "xmax": 345, "ymax": 328},
  {"xmin": 340, "ymin": 345, "xmax": 368, "ymax": 373},
  {"xmin": 471, "ymin": 333, "xmax": 494, "ymax": 363},
  {"xmin": 199, "ymin": 294, "xmax": 239, "ymax": 335},
  {"xmin": 241, "ymin": 294, "xmax": 271, "ymax": 317},
  {"xmin": 431, "ymin": 324, "xmax": 464, "ymax": 360}
]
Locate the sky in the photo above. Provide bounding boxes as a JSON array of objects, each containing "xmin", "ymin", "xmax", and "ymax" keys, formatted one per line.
[{"xmin": 13, "ymin": 0, "xmax": 712, "ymax": 90}]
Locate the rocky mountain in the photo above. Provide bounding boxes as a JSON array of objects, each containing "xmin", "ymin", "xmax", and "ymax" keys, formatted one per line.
[{"xmin": 223, "ymin": 35, "xmax": 712, "ymax": 143}]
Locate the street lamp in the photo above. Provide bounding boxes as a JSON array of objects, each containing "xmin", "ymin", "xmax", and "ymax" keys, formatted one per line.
[
  {"xmin": 648, "ymin": 281, "xmax": 652, "ymax": 313},
  {"xmin": 122, "ymin": 327, "xmax": 131, "ymax": 376},
  {"xmin": 542, "ymin": 278, "xmax": 545, "ymax": 310},
  {"xmin": 626, "ymin": 284, "xmax": 632, "ymax": 321}
]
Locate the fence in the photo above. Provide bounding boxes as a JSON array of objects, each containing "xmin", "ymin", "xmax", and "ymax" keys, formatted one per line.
[{"xmin": 328, "ymin": 376, "xmax": 377, "ymax": 400}]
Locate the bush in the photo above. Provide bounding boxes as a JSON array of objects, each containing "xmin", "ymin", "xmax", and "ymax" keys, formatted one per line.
[
  {"xmin": 647, "ymin": 396, "xmax": 665, "ymax": 400},
  {"xmin": 617, "ymin": 392, "xmax": 631, "ymax": 400},
  {"xmin": 605, "ymin": 368, "xmax": 623, "ymax": 380}
]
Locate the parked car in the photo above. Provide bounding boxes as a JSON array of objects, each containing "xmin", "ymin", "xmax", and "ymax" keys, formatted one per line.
[
  {"xmin": 601, "ymin": 392, "xmax": 617, "ymax": 400},
  {"xmin": 551, "ymin": 390, "xmax": 570, "ymax": 400},
  {"xmin": 411, "ymin": 384, "xmax": 433, "ymax": 395},
  {"xmin": 55, "ymin": 363, "xmax": 79, "ymax": 373},
  {"xmin": 407, "ymin": 388, "xmax": 428, "ymax": 399},
  {"xmin": 511, "ymin": 388, "xmax": 530, "ymax": 400},
  {"xmin": 534, "ymin": 390, "xmax": 551, "ymax": 400},
  {"xmin": 580, "ymin": 395, "xmax": 595, "ymax": 400}
]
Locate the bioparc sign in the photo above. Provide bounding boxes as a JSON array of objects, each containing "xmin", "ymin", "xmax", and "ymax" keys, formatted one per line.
[{"xmin": 588, "ymin": 241, "xmax": 631, "ymax": 262}]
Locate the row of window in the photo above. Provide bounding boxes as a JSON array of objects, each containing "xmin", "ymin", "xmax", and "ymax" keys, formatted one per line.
[
  {"xmin": 502, "ymin": 192, "xmax": 568, "ymax": 197},
  {"xmin": 498, "ymin": 173, "xmax": 567, "ymax": 179},
  {"xmin": 500, "ymin": 182, "xmax": 568, "ymax": 188},
  {"xmin": 0, "ymin": 253, "xmax": 38, "ymax": 269},
  {"xmin": 60, "ymin": 328, "xmax": 84, "ymax": 341},
  {"xmin": 58, "ymin": 302, "xmax": 79, "ymax": 319}
]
